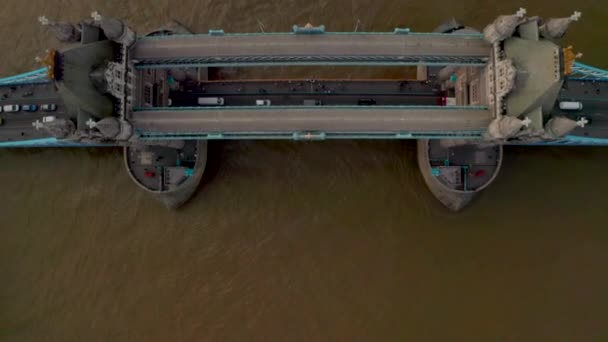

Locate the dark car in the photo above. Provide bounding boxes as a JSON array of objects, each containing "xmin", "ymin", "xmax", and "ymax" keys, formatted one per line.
[
  {"xmin": 22, "ymin": 104, "xmax": 38, "ymax": 112},
  {"xmin": 357, "ymin": 98, "xmax": 376, "ymax": 106}
]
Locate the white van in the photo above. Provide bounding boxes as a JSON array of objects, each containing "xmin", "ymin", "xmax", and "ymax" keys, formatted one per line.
[
  {"xmin": 256, "ymin": 99, "xmax": 271, "ymax": 106},
  {"xmin": 2, "ymin": 104, "xmax": 20, "ymax": 112},
  {"xmin": 197, "ymin": 97, "xmax": 225, "ymax": 106},
  {"xmin": 559, "ymin": 101, "xmax": 583, "ymax": 111}
]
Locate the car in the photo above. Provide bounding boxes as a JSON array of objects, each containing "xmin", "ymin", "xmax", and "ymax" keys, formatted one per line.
[
  {"xmin": 197, "ymin": 97, "xmax": 224, "ymax": 106},
  {"xmin": 41, "ymin": 104, "xmax": 57, "ymax": 112},
  {"xmin": 256, "ymin": 99, "xmax": 271, "ymax": 106},
  {"xmin": 2, "ymin": 104, "xmax": 20, "ymax": 112},
  {"xmin": 357, "ymin": 98, "xmax": 376, "ymax": 106},
  {"xmin": 42, "ymin": 116, "xmax": 56, "ymax": 123},
  {"xmin": 22, "ymin": 104, "xmax": 38, "ymax": 112},
  {"xmin": 303, "ymin": 99, "xmax": 322, "ymax": 106}
]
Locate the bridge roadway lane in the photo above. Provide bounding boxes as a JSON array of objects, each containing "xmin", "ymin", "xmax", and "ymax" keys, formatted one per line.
[
  {"xmin": 549, "ymin": 79, "xmax": 608, "ymax": 139},
  {"xmin": 131, "ymin": 34, "xmax": 491, "ymax": 64},
  {"xmin": 131, "ymin": 107, "xmax": 493, "ymax": 134},
  {"xmin": 0, "ymin": 83, "xmax": 66, "ymax": 142}
]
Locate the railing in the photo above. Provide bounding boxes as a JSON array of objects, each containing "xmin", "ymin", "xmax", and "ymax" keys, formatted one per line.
[
  {"xmin": 570, "ymin": 62, "xmax": 608, "ymax": 80},
  {"xmin": 136, "ymin": 130, "xmax": 486, "ymax": 141},
  {"xmin": 136, "ymin": 30, "xmax": 485, "ymax": 40},
  {"xmin": 0, "ymin": 138, "xmax": 112, "ymax": 148},
  {"xmin": 518, "ymin": 135, "xmax": 608, "ymax": 146},
  {"xmin": 0, "ymin": 67, "xmax": 49, "ymax": 86}
]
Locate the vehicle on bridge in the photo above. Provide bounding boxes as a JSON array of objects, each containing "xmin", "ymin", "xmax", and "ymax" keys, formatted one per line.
[
  {"xmin": 41, "ymin": 104, "xmax": 57, "ymax": 112},
  {"xmin": 357, "ymin": 98, "xmax": 376, "ymax": 106},
  {"xmin": 2, "ymin": 104, "xmax": 20, "ymax": 112},
  {"xmin": 559, "ymin": 101, "xmax": 583, "ymax": 111},
  {"xmin": 22, "ymin": 104, "xmax": 38, "ymax": 112},
  {"xmin": 303, "ymin": 99, "xmax": 322, "ymax": 106},
  {"xmin": 197, "ymin": 97, "xmax": 224, "ymax": 106},
  {"xmin": 42, "ymin": 116, "xmax": 56, "ymax": 123}
]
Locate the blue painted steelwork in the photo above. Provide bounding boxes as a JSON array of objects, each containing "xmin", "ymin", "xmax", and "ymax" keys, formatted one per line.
[
  {"xmin": 0, "ymin": 67, "xmax": 49, "ymax": 86},
  {"xmin": 518, "ymin": 135, "xmax": 608, "ymax": 146},
  {"xmin": 136, "ymin": 130, "xmax": 486, "ymax": 141},
  {"xmin": 208, "ymin": 29, "xmax": 225, "ymax": 36},
  {"xmin": 0, "ymin": 137, "xmax": 114, "ymax": 148},
  {"xmin": 6, "ymin": 133, "xmax": 606, "ymax": 147},
  {"xmin": 568, "ymin": 77, "xmax": 608, "ymax": 83},
  {"xmin": 393, "ymin": 28, "xmax": 411, "ymax": 34},
  {"xmin": 293, "ymin": 24, "xmax": 326, "ymax": 34},
  {"xmin": 571, "ymin": 62, "xmax": 608, "ymax": 80}
]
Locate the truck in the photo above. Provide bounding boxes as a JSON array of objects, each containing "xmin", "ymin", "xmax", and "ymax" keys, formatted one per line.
[
  {"xmin": 303, "ymin": 99, "xmax": 322, "ymax": 106},
  {"xmin": 197, "ymin": 97, "xmax": 225, "ymax": 106},
  {"xmin": 255, "ymin": 99, "xmax": 271, "ymax": 106}
]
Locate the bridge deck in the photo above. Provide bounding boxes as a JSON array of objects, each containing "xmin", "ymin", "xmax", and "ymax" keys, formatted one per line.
[
  {"xmin": 131, "ymin": 34, "xmax": 491, "ymax": 66},
  {"xmin": 131, "ymin": 106, "xmax": 492, "ymax": 136}
]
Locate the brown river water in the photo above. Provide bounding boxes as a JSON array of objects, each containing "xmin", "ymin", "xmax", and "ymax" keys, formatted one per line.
[{"xmin": 2, "ymin": 0, "xmax": 608, "ymax": 341}]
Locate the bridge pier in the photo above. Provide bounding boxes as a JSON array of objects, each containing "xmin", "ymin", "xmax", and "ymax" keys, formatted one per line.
[
  {"xmin": 124, "ymin": 140, "xmax": 208, "ymax": 209},
  {"xmin": 417, "ymin": 139, "xmax": 503, "ymax": 211}
]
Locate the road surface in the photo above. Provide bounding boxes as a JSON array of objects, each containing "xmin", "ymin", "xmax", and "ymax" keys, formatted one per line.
[{"xmin": 132, "ymin": 106, "xmax": 493, "ymax": 134}]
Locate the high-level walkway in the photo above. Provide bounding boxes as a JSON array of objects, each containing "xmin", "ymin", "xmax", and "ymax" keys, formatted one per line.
[
  {"xmin": 131, "ymin": 32, "xmax": 491, "ymax": 67},
  {"xmin": 132, "ymin": 106, "xmax": 492, "ymax": 139}
]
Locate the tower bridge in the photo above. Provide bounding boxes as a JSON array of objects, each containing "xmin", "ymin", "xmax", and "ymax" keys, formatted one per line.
[{"xmin": 0, "ymin": 9, "xmax": 605, "ymax": 211}]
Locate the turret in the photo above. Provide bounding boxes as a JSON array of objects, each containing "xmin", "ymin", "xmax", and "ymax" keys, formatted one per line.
[
  {"xmin": 86, "ymin": 117, "xmax": 133, "ymax": 141},
  {"xmin": 540, "ymin": 11, "xmax": 581, "ymax": 40},
  {"xmin": 90, "ymin": 11, "xmax": 135, "ymax": 46},
  {"xmin": 483, "ymin": 8, "xmax": 527, "ymax": 44},
  {"xmin": 484, "ymin": 116, "xmax": 531, "ymax": 141},
  {"xmin": 542, "ymin": 116, "xmax": 588, "ymax": 140},
  {"xmin": 38, "ymin": 16, "xmax": 81, "ymax": 43}
]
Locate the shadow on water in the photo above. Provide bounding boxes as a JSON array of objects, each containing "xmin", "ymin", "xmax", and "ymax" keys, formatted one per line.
[{"xmin": 199, "ymin": 141, "xmax": 224, "ymax": 189}]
